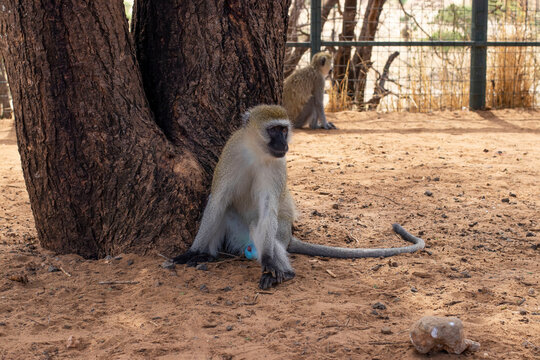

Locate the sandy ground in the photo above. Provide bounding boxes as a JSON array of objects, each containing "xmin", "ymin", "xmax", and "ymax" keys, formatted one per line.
[{"xmin": 0, "ymin": 110, "xmax": 539, "ymax": 359}]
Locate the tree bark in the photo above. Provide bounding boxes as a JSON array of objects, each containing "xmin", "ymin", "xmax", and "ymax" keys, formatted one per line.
[
  {"xmin": 350, "ymin": 0, "xmax": 387, "ymax": 104},
  {"xmin": 333, "ymin": 0, "xmax": 357, "ymax": 88},
  {"xmin": 132, "ymin": 1, "xmax": 290, "ymax": 173},
  {"xmin": 0, "ymin": 0, "xmax": 290, "ymax": 258}
]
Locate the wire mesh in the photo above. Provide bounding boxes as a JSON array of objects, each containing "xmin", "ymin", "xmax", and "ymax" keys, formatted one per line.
[{"xmin": 285, "ymin": 0, "xmax": 540, "ymax": 112}]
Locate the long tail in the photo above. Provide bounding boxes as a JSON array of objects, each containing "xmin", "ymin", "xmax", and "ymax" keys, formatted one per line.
[{"xmin": 287, "ymin": 223, "xmax": 425, "ymax": 258}]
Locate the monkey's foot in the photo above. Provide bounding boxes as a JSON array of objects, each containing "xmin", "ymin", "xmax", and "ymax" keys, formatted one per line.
[
  {"xmin": 259, "ymin": 267, "xmax": 295, "ymax": 289},
  {"xmin": 171, "ymin": 251, "xmax": 215, "ymax": 267},
  {"xmin": 323, "ymin": 122, "xmax": 337, "ymax": 130}
]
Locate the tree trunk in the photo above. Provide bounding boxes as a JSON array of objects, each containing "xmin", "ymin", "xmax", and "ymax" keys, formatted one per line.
[
  {"xmin": 350, "ymin": 0, "xmax": 386, "ymax": 104},
  {"xmin": 333, "ymin": 0, "xmax": 357, "ymax": 91},
  {"xmin": 0, "ymin": 0, "xmax": 290, "ymax": 258}
]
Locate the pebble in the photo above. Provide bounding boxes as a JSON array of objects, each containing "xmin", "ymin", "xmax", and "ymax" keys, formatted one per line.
[
  {"xmin": 424, "ymin": 190, "xmax": 433, "ymax": 197},
  {"xmin": 381, "ymin": 326, "xmax": 392, "ymax": 335},
  {"xmin": 372, "ymin": 302, "xmax": 386, "ymax": 310},
  {"xmin": 199, "ymin": 284, "xmax": 209, "ymax": 293},
  {"xmin": 226, "ymin": 325, "xmax": 233, "ymax": 331},
  {"xmin": 221, "ymin": 286, "xmax": 232, "ymax": 292},
  {"xmin": 47, "ymin": 265, "xmax": 59, "ymax": 273},
  {"xmin": 0, "ymin": 322, "xmax": 6, "ymax": 326},
  {"xmin": 501, "ymin": 198, "xmax": 510, "ymax": 203},
  {"xmin": 196, "ymin": 263, "xmax": 208, "ymax": 271},
  {"xmin": 519, "ymin": 309, "xmax": 528, "ymax": 315},
  {"xmin": 161, "ymin": 261, "xmax": 175, "ymax": 269},
  {"xmin": 127, "ymin": 259, "xmax": 134, "ymax": 266},
  {"xmin": 411, "ymin": 286, "xmax": 418, "ymax": 293},
  {"xmin": 526, "ymin": 232, "xmax": 535, "ymax": 237}
]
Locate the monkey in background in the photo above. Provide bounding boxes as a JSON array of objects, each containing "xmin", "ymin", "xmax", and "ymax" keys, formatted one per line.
[
  {"xmin": 283, "ymin": 52, "xmax": 337, "ymax": 130},
  {"xmin": 173, "ymin": 105, "xmax": 424, "ymax": 289}
]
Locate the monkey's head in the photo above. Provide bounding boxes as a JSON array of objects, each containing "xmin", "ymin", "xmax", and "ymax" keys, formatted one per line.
[
  {"xmin": 311, "ymin": 52, "xmax": 333, "ymax": 77},
  {"xmin": 242, "ymin": 105, "xmax": 291, "ymax": 159}
]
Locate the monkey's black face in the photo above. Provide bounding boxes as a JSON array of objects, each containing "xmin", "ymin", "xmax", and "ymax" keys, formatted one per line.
[{"xmin": 267, "ymin": 125, "xmax": 289, "ymax": 158}]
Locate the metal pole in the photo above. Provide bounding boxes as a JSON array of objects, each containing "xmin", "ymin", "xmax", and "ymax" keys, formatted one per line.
[
  {"xmin": 310, "ymin": 0, "xmax": 321, "ymax": 57},
  {"xmin": 470, "ymin": 0, "xmax": 488, "ymax": 110}
]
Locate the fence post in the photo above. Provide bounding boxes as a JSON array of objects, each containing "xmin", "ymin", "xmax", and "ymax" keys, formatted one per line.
[
  {"xmin": 469, "ymin": 0, "xmax": 488, "ymax": 110},
  {"xmin": 310, "ymin": 0, "xmax": 321, "ymax": 57}
]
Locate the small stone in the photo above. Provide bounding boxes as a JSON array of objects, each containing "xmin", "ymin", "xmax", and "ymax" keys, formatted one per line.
[
  {"xmin": 381, "ymin": 326, "xmax": 392, "ymax": 335},
  {"xmin": 483, "ymin": 149, "xmax": 489, "ymax": 152},
  {"xmin": 424, "ymin": 190, "xmax": 433, "ymax": 197},
  {"xmin": 127, "ymin": 259, "xmax": 134, "ymax": 266},
  {"xmin": 154, "ymin": 280, "xmax": 162, "ymax": 287},
  {"xmin": 501, "ymin": 198, "xmax": 510, "ymax": 203},
  {"xmin": 104, "ymin": 255, "xmax": 112, "ymax": 260},
  {"xmin": 509, "ymin": 192, "xmax": 516, "ymax": 197},
  {"xmin": 372, "ymin": 302, "xmax": 386, "ymax": 310},
  {"xmin": 221, "ymin": 286, "xmax": 232, "ymax": 292},
  {"xmin": 47, "ymin": 265, "xmax": 60, "ymax": 273},
  {"xmin": 63, "ymin": 324, "xmax": 72, "ymax": 329},
  {"xmin": 526, "ymin": 232, "xmax": 535, "ymax": 237},
  {"xmin": 441, "ymin": 214, "xmax": 448, "ymax": 219},
  {"xmin": 161, "ymin": 261, "xmax": 175, "ymax": 269},
  {"xmin": 461, "ymin": 271, "xmax": 471, "ymax": 278},
  {"xmin": 433, "ymin": 177, "xmax": 440, "ymax": 181},
  {"xmin": 528, "ymin": 288, "xmax": 535, "ymax": 295},
  {"xmin": 371, "ymin": 309, "xmax": 379, "ymax": 316},
  {"xmin": 66, "ymin": 335, "xmax": 83, "ymax": 349},
  {"xmin": 225, "ymin": 300, "xmax": 234, "ymax": 306},
  {"xmin": 196, "ymin": 263, "xmax": 208, "ymax": 271},
  {"xmin": 332, "ymin": 203, "xmax": 340, "ymax": 210},
  {"xmin": 0, "ymin": 322, "xmax": 6, "ymax": 326},
  {"xmin": 519, "ymin": 309, "xmax": 528, "ymax": 315},
  {"xmin": 199, "ymin": 284, "xmax": 209, "ymax": 292},
  {"xmin": 226, "ymin": 325, "xmax": 233, "ymax": 331},
  {"xmin": 411, "ymin": 286, "xmax": 418, "ymax": 293}
]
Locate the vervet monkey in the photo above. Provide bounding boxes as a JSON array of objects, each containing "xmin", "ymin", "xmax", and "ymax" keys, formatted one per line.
[
  {"xmin": 173, "ymin": 105, "xmax": 424, "ymax": 289},
  {"xmin": 282, "ymin": 52, "xmax": 337, "ymax": 130}
]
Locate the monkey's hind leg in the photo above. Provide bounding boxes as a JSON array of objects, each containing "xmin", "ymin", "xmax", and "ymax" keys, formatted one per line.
[{"xmin": 293, "ymin": 97, "xmax": 317, "ymax": 129}]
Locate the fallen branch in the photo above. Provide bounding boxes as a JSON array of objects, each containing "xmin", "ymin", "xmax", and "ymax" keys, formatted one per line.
[
  {"xmin": 98, "ymin": 281, "xmax": 139, "ymax": 285},
  {"xmin": 59, "ymin": 267, "xmax": 72, "ymax": 277},
  {"xmin": 366, "ymin": 51, "xmax": 400, "ymax": 110}
]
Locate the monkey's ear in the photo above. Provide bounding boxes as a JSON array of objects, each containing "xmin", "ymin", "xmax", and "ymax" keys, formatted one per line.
[
  {"xmin": 321, "ymin": 57, "xmax": 326, "ymax": 66},
  {"xmin": 241, "ymin": 110, "xmax": 251, "ymax": 127}
]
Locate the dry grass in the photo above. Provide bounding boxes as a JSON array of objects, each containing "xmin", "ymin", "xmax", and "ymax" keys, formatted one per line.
[
  {"xmin": 325, "ymin": 61, "xmax": 353, "ymax": 112},
  {"xmin": 406, "ymin": 48, "xmax": 470, "ymax": 112},
  {"xmin": 486, "ymin": 11, "xmax": 539, "ymax": 109}
]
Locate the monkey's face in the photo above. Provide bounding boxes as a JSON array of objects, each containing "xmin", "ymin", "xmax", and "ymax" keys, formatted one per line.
[
  {"xmin": 320, "ymin": 55, "xmax": 333, "ymax": 77},
  {"xmin": 266, "ymin": 125, "xmax": 289, "ymax": 158}
]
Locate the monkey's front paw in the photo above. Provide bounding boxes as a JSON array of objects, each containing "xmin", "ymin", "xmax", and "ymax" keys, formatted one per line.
[
  {"xmin": 172, "ymin": 251, "xmax": 215, "ymax": 267},
  {"xmin": 259, "ymin": 267, "xmax": 295, "ymax": 289}
]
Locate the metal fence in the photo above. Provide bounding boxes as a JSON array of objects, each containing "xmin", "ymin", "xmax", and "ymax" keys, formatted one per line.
[{"xmin": 285, "ymin": 0, "xmax": 540, "ymax": 112}]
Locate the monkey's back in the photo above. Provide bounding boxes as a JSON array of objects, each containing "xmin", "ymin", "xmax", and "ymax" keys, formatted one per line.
[{"xmin": 282, "ymin": 66, "xmax": 318, "ymax": 123}]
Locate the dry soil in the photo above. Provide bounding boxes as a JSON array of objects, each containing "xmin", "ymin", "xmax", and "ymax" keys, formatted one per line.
[{"xmin": 0, "ymin": 110, "xmax": 539, "ymax": 359}]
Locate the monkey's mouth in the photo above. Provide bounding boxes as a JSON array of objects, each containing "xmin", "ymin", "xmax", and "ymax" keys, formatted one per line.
[{"xmin": 269, "ymin": 148, "xmax": 288, "ymax": 158}]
